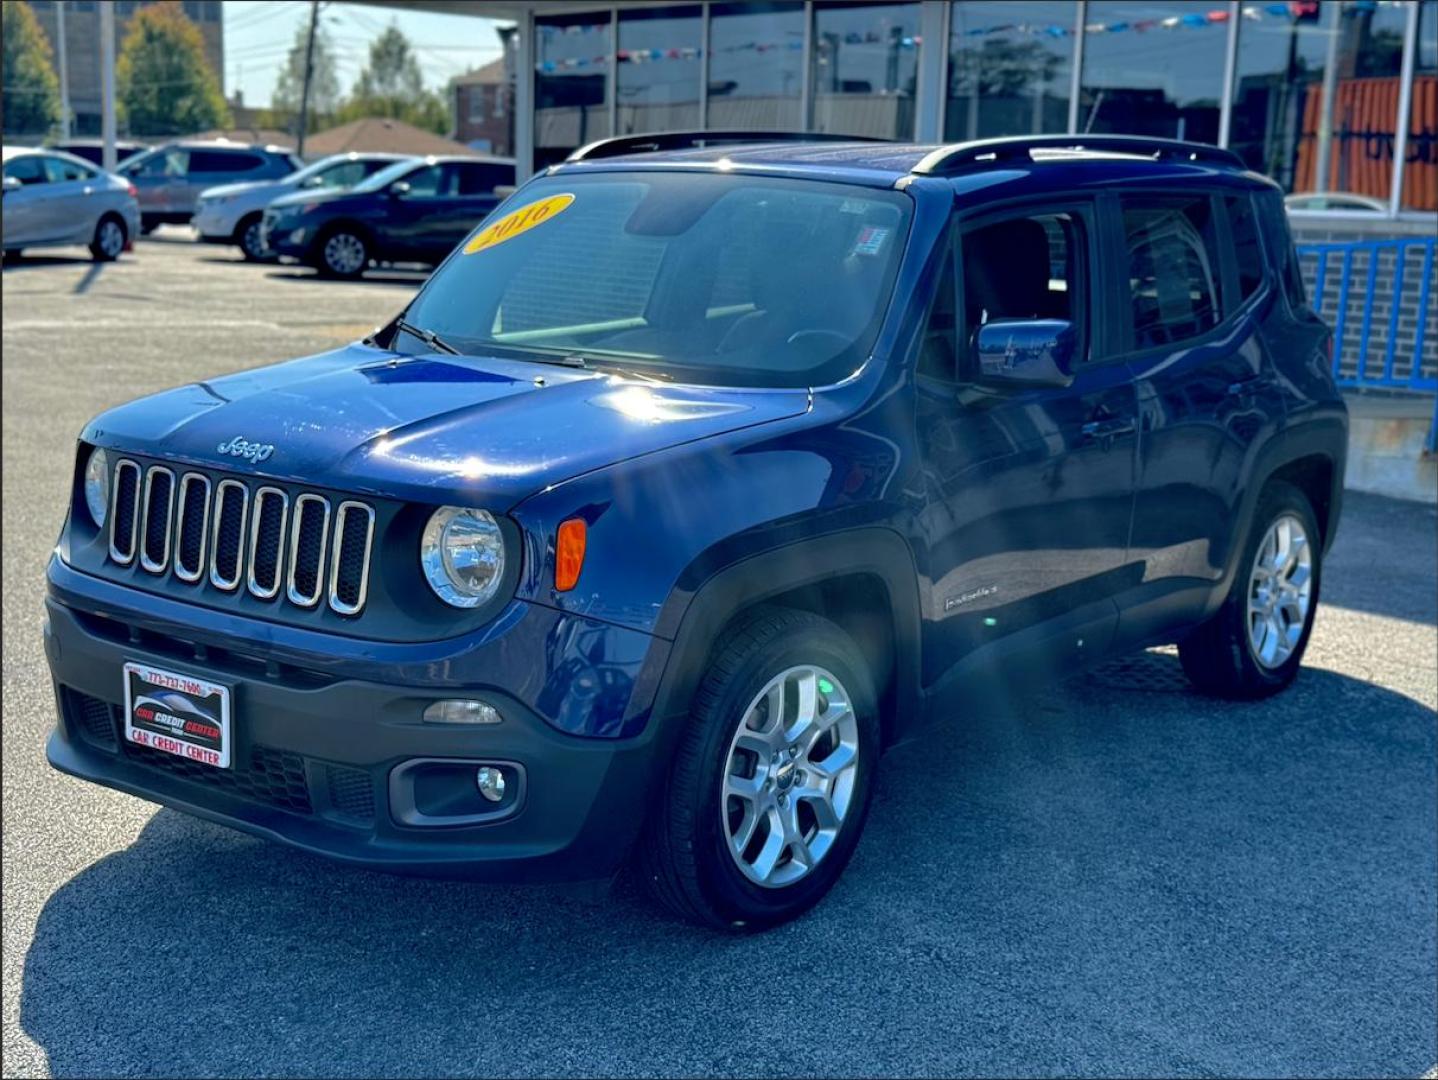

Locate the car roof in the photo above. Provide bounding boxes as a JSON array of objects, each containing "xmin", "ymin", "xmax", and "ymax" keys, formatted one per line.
[
  {"xmin": 2, "ymin": 145, "xmax": 99, "ymax": 168},
  {"xmin": 551, "ymin": 136, "xmax": 1276, "ymax": 194},
  {"xmin": 152, "ymin": 139, "xmax": 296, "ymax": 154}
]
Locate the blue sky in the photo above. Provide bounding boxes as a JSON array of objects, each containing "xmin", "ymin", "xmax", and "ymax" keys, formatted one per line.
[{"xmin": 223, "ymin": 1, "xmax": 510, "ymax": 108}]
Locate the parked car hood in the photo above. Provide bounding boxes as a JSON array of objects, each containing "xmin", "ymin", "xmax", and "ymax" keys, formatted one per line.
[
  {"xmin": 200, "ymin": 178, "xmax": 285, "ymax": 200},
  {"xmin": 83, "ymin": 343, "xmax": 810, "ymax": 510},
  {"xmin": 268, "ymin": 187, "xmax": 355, "ymax": 212}
]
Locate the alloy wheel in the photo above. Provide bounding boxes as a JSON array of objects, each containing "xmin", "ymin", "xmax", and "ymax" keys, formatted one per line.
[
  {"xmin": 97, "ymin": 219, "xmax": 125, "ymax": 258},
  {"xmin": 720, "ymin": 664, "xmax": 860, "ymax": 889},
  {"xmin": 323, "ymin": 232, "xmax": 366, "ymax": 276},
  {"xmin": 240, "ymin": 220, "xmax": 265, "ymax": 260},
  {"xmin": 1246, "ymin": 513, "xmax": 1313, "ymax": 668}
]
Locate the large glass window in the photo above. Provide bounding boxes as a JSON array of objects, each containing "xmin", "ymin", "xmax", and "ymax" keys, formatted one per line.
[
  {"xmin": 1232, "ymin": 0, "xmax": 1409, "ymax": 201},
  {"xmin": 617, "ymin": 5, "xmax": 702, "ymax": 135},
  {"xmin": 811, "ymin": 1, "xmax": 921, "ymax": 139},
  {"xmin": 535, "ymin": 11, "xmax": 612, "ymax": 170},
  {"xmin": 707, "ymin": 1, "xmax": 806, "ymax": 130},
  {"xmin": 1078, "ymin": 2, "xmax": 1226, "ymax": 143},
  {"xmin": 1121, "ymin": 196, "xmax": 1223, "ymax": 350},
  {"xmin": 945, "ymin": 2, "xmax": 1075, "ymax": 140},
  {"xmin": 1401, "ymin": 0, "xmax": 1437, "ymax": 211}
]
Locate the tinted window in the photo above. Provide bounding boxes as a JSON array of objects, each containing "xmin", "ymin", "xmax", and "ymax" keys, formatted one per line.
[
  {"xmin": 399, "ymin": 164, "xmax": 447, "ymax": 196},
  {"xmin": 962, "ymin": 211, "xmax": 1084, "ymax": 333},
  {"xmin": 916, "ymin": 249, "xmax": 958, "ymax": 381},
  {"xmin": 43, "ymin": 156, "xmax": 94, "ymax": 183},
  {"xmin": 1121, "ymin": 196, "xmax": 1221, "ymax": 350},
  {"xmin": 455, "ymin": 163, "xmax": 514, "ymax": 195},
  {"xmin": 313, "ymin": 160, "xmax": 370, "ymax": 188},
  {"xmin": 403, "ymin": 172, "xmax": 912, "ymax": 388},
  {"xmin": 189, "ymin": 150, "xmax": 263, "ymax": 173},
  {"xmin": 127, "ymin": 148, "xmax": 187, "ymax": 177},
  {"xmin": 1225, "ymin": 194, "xmax": 1265, "ymax": 303},
  {"xmin": 1256, "ymin": 190, "xmax": 1307, "ymax": 310},
  {"xmin": 4, "ymin": 156, "xmax": 48, "ymax": 185}
]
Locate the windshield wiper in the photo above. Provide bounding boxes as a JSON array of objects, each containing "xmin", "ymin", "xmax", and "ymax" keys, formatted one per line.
[{"xmin": 394, "ymin": 317, "xmax": 460, "ymax": 356}]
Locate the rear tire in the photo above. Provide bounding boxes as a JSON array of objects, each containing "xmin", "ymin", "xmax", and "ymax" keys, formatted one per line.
[
  {"xmin": 314, "ymin": 227, "xmax": 368, "ymax": 279},
  {"xmin": 1180, "ymin": 480, "xmax": 1322, "ymax": 699},
  {"xmin": 639, "ymin": 607, "xmax": 879, "ymax": 930},
  {"xmin": 235, "ymin": 214, "xmax": 267, "ymax": 261},
  {"xmin": 90, "ymin": 213, "xmax": 126, "ymax": 262}
]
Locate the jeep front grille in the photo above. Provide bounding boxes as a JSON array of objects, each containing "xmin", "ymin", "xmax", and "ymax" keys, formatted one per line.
[{"xmin": 107, "ymin": 464, "xmax": 375, "ymax": 616}]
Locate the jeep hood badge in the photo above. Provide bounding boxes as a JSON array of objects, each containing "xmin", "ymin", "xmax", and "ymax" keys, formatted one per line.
[{"xmin": 216, "ymin": 436, "xmax": 276, "ymax": 464}]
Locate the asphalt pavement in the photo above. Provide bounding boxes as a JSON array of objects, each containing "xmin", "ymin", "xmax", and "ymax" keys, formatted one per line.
[{"xmin": 3, "ymin": 235, "xmax": 1435, "ymax": 1078}]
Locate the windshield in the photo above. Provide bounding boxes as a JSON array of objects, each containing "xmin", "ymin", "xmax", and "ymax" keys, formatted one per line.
[
  {"xmin": 284, "ymin": 156, "xmax": 343, "ymax": 183},
  {"xmin": 352, "ymin": 158, "xmax": 420, "ymax": 193},
  {"xmin": 399, "ymin": 171, "xmax": 912, "ymax": 388}
]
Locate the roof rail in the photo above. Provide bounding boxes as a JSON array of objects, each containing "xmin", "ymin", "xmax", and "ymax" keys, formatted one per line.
[
  {"xmin": 566, "ymin": 130, "xmax": 889, "ymax": 163},
  {"xmin": 911, "ymin": 134, "xmax": 1245, "ymax": 175}
]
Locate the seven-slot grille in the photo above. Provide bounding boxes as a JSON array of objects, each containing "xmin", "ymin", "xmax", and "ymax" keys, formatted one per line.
[{"xmin": 107, "ymin": 460, "xmax": 376, "ymax": 616}]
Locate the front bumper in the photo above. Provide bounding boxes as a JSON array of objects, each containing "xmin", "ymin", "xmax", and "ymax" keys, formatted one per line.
[
  {"xmin": 43, "ymin": 580, "xmax": 673, "ymax": 883},
  {"xmin": 192, "ymin": 204, "xmax": 240, "ymax": 241}
]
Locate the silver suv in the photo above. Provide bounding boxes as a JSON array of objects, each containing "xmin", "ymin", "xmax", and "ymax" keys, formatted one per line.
[{"xmin": 118, "ymin": 140, "xmax": 300, "ymax": 233}]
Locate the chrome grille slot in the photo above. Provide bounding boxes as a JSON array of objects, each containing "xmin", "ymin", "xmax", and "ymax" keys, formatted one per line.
[
  {"xmin": 247, "ymin": 487, "xmax": 289, "ymax": 600},
  {"xmin": 209, "ymin": 480, "xmax": 248, "ymax": 591},
  {"xmin": 286, "ymin": 494, "xmax": 331, "ymax": 608},
  {"xmin": 173, "ymin": 473, "xmax": 211, "ymax": 582},
  {"xmin": 108, "ymin": 459, "xmax": 142, "ymax": 564},
  {"xmin": 139, "ymin": 466, "xmax": 176, "ymax": 573},
  {"xmin": 329, "ymin": 501, "xmax": 375, "ymax": 616}
]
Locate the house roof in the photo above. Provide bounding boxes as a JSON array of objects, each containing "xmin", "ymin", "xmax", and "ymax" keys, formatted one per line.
[
  {"xmin": 452, "ymin": 58, "xmax": 508, "ymax": 88},
  {"xmin": 301, "ymin": 117, "xmax": 477, "ymax": 158}
]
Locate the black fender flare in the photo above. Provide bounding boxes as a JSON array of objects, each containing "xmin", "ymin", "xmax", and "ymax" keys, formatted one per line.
[{"xmin": 648, "ymin": 527, "xmax": 925, "ymax": 747}]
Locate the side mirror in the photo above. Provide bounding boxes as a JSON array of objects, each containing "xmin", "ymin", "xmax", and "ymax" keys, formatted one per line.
[
  {"xmin": 974, "ymin": 318, "xmax": 1077, "ymax": 390},
  {"xmin": 389, "ymin": 180, "xmax": 411, "ymax": 198},
  {"xmin": 2, "ymin": 175, "xmax": 21, "ymax": 195},
  {"xmin": 302, "ymin": 175, "xmax": 327, "ymax": 188}
]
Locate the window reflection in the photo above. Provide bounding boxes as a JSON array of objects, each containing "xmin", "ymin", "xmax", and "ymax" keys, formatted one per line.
[
  {"xmin": 946, "ymin": 1, "xmax": 1075, "ymax": 140},
  {"xmin": 708, "ymin": 1, "xmax": 806, "ymax": 130},
  {"xmin": 1078, "ymin": 1, "xmax": 1226, "ymax": 143},
  {"xmin": 617, "ymin": 5, "xmax": 702, "ymax": 135},
  {"xmin": 811, "ymin": 1, "xmax": 921, "ymax": 139},
  {"xmin": 1401, "ymin": 0, "xmax": 1437, "ymax": 210},
  {"xmin": 535, "ymin": 12, "xmax": 611, "ymax": 169}
]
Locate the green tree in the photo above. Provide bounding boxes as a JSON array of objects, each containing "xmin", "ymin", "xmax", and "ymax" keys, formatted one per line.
[
  {"xmin": 1, "ymin": 0, "xmax": 61, "ymax": 136},
  {"xmin": 337, "ymin": 24, "xmax": 449, "ymax": 135},
  {"xmin": 116, "ymin": 4, "xmax": 229, "ymax": 137},
  {"xmin": 272, "ymin": 19, "xmax": 341, "ymax": 135}
]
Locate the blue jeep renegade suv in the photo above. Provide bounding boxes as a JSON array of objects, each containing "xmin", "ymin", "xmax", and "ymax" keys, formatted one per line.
[{"xmin": 45, "ymin": 133, "xmax": 1347, "ymax": 928}]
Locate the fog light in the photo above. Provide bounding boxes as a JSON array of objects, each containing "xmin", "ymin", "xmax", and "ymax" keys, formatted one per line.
[
  {"xmin": 423, "ymin": 699, "xmax": 501, "ymax": 725},
  {"xmin": 288, "ymin": 227, "xmax": 306, "ymax": 243},
  {"xmin": 475, "ymin": 766, "xmax": 506, "ymax": 802}
]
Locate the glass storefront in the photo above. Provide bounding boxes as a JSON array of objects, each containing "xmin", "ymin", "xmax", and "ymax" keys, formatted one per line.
[
  {"xmin": 617, "ymin": 5, "xmax": 702, "ymax": 136},
  {"xmin": 811, "ymin": 1, "xmax": 921, "ymax": 138},
  {"xmin": 708, "ymin": 1, "xmax": 806, "ymax": 130},
  {"xmin": 1079, "ymin": 1, "xmax": 1226, "ymax": 144},
  {"xmin": 535, "ymin": 11, "xmax": 611, "ymax": 169},
  {"xmin": 520, "ymin": 0, "xmax": 1436, "ymax": 217},
  {"xmin": 945, "ymin": 1, "xmax": 1074, "ymax": 140}
]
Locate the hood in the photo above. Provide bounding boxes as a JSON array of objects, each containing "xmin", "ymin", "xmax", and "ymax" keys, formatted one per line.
[
  {"xmin": 268, "ymin": 187, "xmax": 354, "ymax": 212},
  {"xmin": 199, "ymin": 178, "xmax": 284, "ymax": 201},
  {"xmin": 83, "ymin": 344, "xmax": 810, "ymax": 510}
]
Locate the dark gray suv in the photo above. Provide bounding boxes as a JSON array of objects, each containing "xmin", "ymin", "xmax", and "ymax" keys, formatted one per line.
[{"xmin": 118, "ymin": 140, "xmax": 300, "ymax": 232}]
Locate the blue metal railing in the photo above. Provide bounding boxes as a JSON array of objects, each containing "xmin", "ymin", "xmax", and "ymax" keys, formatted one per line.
[{"xmin": 1296, "ymin": 236, "xmax": 1438, "ymax": 453}]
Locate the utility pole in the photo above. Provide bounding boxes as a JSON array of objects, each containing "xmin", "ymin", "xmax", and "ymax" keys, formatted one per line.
[
  {"xmin": 297, "ymin": 0, "xmax": 321, "ymax": 159},
  {"xmin": 100, "ymin": 0, "xmax": 117, "ymax": 170},
  {"xmin": 57, "ymin": 1, "xmax": 70, "ymax": 139}
]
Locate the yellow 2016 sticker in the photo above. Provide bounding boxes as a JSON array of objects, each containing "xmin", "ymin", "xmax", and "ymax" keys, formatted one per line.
[{"xmin": 464, "ymin": 193, "xmax": 574, "ymax": 255}]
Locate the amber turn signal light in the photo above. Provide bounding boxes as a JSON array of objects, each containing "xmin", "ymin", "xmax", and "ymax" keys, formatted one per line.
[{"xmin": 555, "ymin": 518, "xmax": 586, "ymax": 592}]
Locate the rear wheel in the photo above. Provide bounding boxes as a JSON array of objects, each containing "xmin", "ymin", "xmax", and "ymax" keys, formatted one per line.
[
  {"xmin": 235, "ymin": 214, "xmax": 267, "ymax": 261},
  {"xmin": 315, "ymin": 227, "xmax": 368, "ymax": 278},
  {"xmin": 1180, "ymin": 480, "xmax": 1322, "ymax": 699},
  {"xmin": 90, "ymin": 214, "xmax": 126, "ymax": 261},
  {"xmin": 640, "ymin": 607, "xmax": 879, "ymax": 930}
]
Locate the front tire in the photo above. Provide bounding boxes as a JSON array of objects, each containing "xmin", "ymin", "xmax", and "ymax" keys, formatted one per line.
[
  {"xmin": 235, "ymin": 214, "xmax": 267, "ymax": 261},
  {"xmin": 1180, "ymin": 480, "xmax": 1322, "ymax": 699},
  {"xmin": 640, "ymin": 607, "xmax": 879, "ymax": 930},
  {"xmin": 314, "ymin": 227, "xmax": 368, "ymax": 279},
  {"xmin": 90, "ymin": 214, "xmax": 126, "ymax": 261}
]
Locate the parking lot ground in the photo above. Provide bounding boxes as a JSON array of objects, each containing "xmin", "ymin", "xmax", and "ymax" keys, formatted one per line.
[{"xmin": 3, "ymin": 238, "xmax": 1436, "ymax": 1078}]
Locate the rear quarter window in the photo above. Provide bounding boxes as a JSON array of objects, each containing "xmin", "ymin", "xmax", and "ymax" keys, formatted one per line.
[
  {"xmin": 1225, "ymin": 193, "xmax": 1266, "ymax": 303},
  {"xmin": 1255, "ymin": 190, "xmax": 1308, "ymax": 310}
]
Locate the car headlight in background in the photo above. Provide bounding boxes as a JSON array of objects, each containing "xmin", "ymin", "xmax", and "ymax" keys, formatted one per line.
[
  {"xmin": 420, "ymin": 506, "xmax": 505, "ymax": 607},
  {"xmin": 83, "ymin": 447, "xmax": 109, "ymax": 528}
]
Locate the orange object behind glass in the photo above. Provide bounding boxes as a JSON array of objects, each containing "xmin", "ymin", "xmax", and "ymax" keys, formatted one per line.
[{"xmin": 555, "ymin": 518, "xmax": 587, "ymax": 591}]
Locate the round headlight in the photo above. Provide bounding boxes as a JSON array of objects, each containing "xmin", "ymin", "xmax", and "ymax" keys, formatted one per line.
[
  {"xmin": 84, "ymin": 447, "xmax": 109, "ymax": 528},
  {"xmin": 420, "ymin": 507, "xmax": 505, "ymax": 608}
]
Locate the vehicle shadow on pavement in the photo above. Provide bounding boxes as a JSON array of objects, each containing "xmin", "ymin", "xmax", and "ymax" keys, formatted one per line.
[{"xmin": 18, "ymin": 659, "xmax": 1436, "ymax": 1078}]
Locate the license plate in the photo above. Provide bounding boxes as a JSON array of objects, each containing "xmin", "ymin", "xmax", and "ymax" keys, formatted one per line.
[{"xmin": 123, "ymin": 662, "xmax": 232, "ymax": 769}]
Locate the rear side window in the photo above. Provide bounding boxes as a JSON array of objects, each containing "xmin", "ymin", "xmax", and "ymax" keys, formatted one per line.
[
  {"xmin": 456, "ymin": 163, "xmax": 515, "ymax": 195},
  {"xmin": 1225, "ymin": 194, "xmax": 1265, "ymax": 302},
  {"xmin": 44, "ymin": 156, "xmax": 94, "ymax": 182},
  {"xmin": 1256, "ymin": 190, "xmax": 1308, "ymax": 310},
  {"xmin": 189, "ymin": 150, "xmax": 263, "ymax": 173},
  {"xmin": 1121, "ymin": 196, "xmax": 1221, "ymax": 350}
]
